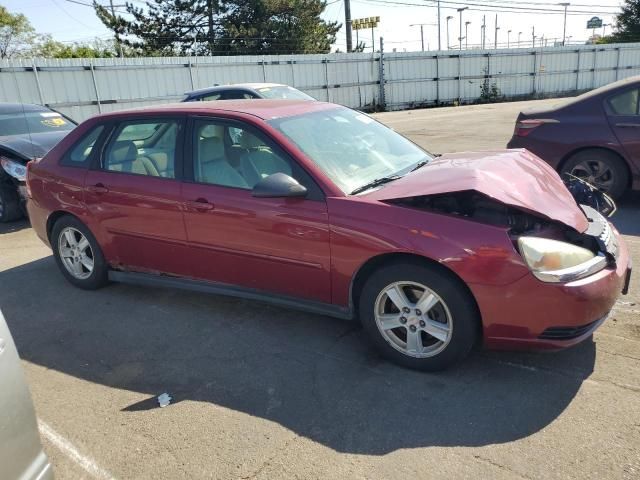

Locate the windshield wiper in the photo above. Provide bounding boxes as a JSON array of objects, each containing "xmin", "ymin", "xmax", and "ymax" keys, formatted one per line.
[
  {"xmin": 410, "ymin": 160, "xmax": 429, "ymax": 172},
  {"xmin": 350, "ymin": 175, "xmax": 402, "ymax": 195}
]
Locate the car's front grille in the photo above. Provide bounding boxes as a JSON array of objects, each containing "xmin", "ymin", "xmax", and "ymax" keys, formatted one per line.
[{"xmin": 538, "ymin": 317, "xmax": 604, "ymax": 340}]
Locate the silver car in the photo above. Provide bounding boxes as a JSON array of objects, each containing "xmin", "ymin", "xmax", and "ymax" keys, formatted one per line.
[{"xmin": 0, "ymin": 309, "xmax": 53, "ymax": 479}]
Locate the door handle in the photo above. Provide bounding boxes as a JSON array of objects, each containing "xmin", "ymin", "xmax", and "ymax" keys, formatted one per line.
[
  {"xmin": 87, "ymin": 183, "xmax": 109, "ymax": 194},
  {"xmin": 185, "ymin": 198, "xmax": 214, "ymax": 211},
  {"xmin": 615, "ymin": 123, "xmax": 640, "ymax": 128}
]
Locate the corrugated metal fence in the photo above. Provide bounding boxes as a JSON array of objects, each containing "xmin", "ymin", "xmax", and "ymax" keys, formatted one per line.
[{"xmin": 2, "ymin": 42, "xmax": 640, "ymax": 121}]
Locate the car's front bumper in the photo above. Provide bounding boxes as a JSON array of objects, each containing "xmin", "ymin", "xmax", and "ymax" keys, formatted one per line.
[{"xmin": 470, "ymin": 226, "xmax": 631, "ymax": 351}]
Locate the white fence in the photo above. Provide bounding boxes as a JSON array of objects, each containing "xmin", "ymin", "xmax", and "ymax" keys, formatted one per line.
[{"xmin": 2, "ymin": 42, "xmax": 640, "ymax": 121}]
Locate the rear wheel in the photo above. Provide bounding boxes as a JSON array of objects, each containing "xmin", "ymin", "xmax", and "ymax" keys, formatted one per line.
[
  {"xmin": 358, "ymin": 262, "xmax": 479, "ymax": 371},
  {"xmin": 51, "ymin": 216, "xmax": 108, "ymax": 289},
  {"xmin": 0, "ymin": 183, "xmax": 23, "ymax": 223},
  {"xmin": 560, "ymin": 149, "xmax": 629, "ymax": 199}
]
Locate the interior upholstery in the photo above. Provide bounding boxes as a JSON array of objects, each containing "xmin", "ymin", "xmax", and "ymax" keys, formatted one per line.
[
  {"xmin": 106, "ymin": 140, "xmax": 160, "ymax": 177},
  {"xmin": 237, "ymin": 132, "xmax": 292, "ymax": 187},
  {"xmin": 197, "ymin": 135, "xmax": 248, "ymax": 188}
]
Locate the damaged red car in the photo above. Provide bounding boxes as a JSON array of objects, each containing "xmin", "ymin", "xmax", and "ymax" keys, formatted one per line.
[{"xmin": 26, "ymin": 100, "xmax": 631, "ymax": 371}]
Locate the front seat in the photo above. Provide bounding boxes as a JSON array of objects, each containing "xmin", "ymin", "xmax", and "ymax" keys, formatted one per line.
[
  {"xmin": 106, "ymin": 140, "xmax": 159, "ymax": 176},
  {"xmin": 238, "ymin": 132, "xmax": 291, "ymax": 188},
  {"xmin": 198, "ymin": 136, "xmax": 248, "ymax": 189}
]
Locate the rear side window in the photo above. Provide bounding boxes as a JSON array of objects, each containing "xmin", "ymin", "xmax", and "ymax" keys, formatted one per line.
[
  {"xmin": 103, "ymin": 120, "xmax": 179, "ymax": 179},
  {"xmin": 61, "ymin": 125, "xmax": 104, "ymax": 167},
  {"xmin": 609, "ymin": 89, "xmax": 639, "ymax": 115}
]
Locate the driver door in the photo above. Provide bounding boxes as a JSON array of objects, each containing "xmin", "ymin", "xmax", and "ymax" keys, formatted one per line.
[{"xmin": 180, "ymin": 117, "xmax": 332, "ymax": 303}]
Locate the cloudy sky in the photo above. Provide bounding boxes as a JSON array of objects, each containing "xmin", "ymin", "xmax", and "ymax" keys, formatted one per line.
[{"xmin": 5, "ymin": 0, "xmax": 623, "ymax": 52}]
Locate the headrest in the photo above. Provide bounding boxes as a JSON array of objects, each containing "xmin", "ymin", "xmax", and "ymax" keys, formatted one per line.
[
  {"xmin": 239, "ymin": 131, "xmax": 265, "ymax": 150},
  {"xmin": 200, "ymin": 124, "xmax": 224, "ymax": 139},
  {"xmin": 108, "ymin": 141, "xmax": 138, "ymax": 164},
  {"xmin": 199, "ymin": 136, "xmax": 225, "ymax": 161}
]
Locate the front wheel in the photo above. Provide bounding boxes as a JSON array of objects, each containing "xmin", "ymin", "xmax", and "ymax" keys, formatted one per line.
[
  {"xmin": 0, "ymin": 183, "xmax": 23, "ymax": 223},
  {"xmin": 51, "ymin": 215, "xmax": 108, "ymax": 290},
  {"xmin": 358, "ymin": 262, "xmax": 479, "ymax": 371}
]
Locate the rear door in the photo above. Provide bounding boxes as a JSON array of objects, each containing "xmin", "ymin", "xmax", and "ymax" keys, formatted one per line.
[
  {"xmin": 83, "ymin": 116, "xmax": 190, "ymax": 275},
  {"xmin": 606, "ymin": 87, "xmax": 640, "ymax": 168}
]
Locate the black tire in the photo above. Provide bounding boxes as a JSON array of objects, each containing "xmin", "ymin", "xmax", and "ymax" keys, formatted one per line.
[
  {"xmin": 51, "ymin": 215, "xmax": 109, "ymax": 290},
  {"xmin": 0, "ymin": 183, "xmax": 23, "ymax": 223},
  {"xmin": 560, "ymin": 149, "xmax": 629, "ymax": 200},
  {"xmin": 358, "ymin": 262, "xmax": 479, "ymax": 371}
]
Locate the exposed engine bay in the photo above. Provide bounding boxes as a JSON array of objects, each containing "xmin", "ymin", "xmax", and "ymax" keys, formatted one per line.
[{"xmin": 386, "ymin": 190, "xmax": 612, "ymax": 258}]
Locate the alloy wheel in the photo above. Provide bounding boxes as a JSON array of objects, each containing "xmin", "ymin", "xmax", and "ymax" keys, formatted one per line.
[
  {"xmin": 569, "ymin": 159, "xmax": 615, "ymax": 192},
  {"xmin": 374, "ymin": 281, "xmax": 453, "ymax": 358},
  {"xmin": 58, "ymin": 227, "xmax": 94, "ymax": 280}
]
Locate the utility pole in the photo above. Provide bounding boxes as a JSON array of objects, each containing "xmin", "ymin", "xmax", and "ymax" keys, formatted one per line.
[
  {"xmin": 457, "ymin": 7, "xmax": 468, "ymax": 50},
  {"xmin": 558, "ymin": 3, "xmax": 570, "ymax": 46},
  {"xmin": 109, "ymin": 0, "xmax": 124, "ymax": 57},
  {"xmin": 345, "ymin": 0, "xmax": 353, "ymax": 52},
  {"xmin": 532, "ymin": 26, "xmax": 536, "ymax": 48},
  {"xmin": 481, "ymin": 15, "xmax": 486, "ymax": 49},
  {"xmin": 410, "ymin": 24, "xmax": 437, "ymax": 52},
  {"xmin": 465, "ymin": 21, "xmax": 471, "ymax": 49},
  {"xmin": 494, "ymin": 14, "xmax": 499, "ymax": 49},
  {"xmin": 507, "ymin": 29, "xmax": 511, "ymax": 48},
  {"xmin": 446, "ymin": 16, "xmax": 453, "ymax": 49},
  {"xmin": 603, "ymin": 23, "xmax": 610, "ymax": 37},
  {"xmin": 437, "ymin": 0, "xmax": 442, "ymax": 50},
  {"xmin": 518, "ymin": 31, "xmax": 522, "ymax": 47}
]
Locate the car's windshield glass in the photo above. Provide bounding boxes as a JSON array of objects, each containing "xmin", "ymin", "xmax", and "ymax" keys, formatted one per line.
[
  {"xmin": 257, "ymin": 86, "xmax": 314, "ymax": 100},
  {"xmin": 0, "ymin": 111, "xmax": 74, "ymax": 136},
  {"xmin": 268, "ymin": 107, "xmax": 432, "ymax": 194}
]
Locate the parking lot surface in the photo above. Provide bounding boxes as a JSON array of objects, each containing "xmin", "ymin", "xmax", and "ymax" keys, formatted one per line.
[{"xmin": 1, "ymin": 99, "xmax": 638, "ymax": 480}]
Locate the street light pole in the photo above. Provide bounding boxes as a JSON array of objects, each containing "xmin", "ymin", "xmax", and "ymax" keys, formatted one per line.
[
  {"xmin": 507, "ymin": 29, "xmax": 511, "ymax": 48},
  {"xmin": 438, "ymin": 0, "xmax": 442, "ymax": 51},
  {"xmin": 465, "ymin": 21, "xmax": 471, "ymax": 49},
  {"xmin": 532, "ymin": 26, "xmax": 536, "ymax": 48},
  {"xmin": 446, "ymin": 16, "xmax": 453, "ymax": 49},
  {"xmin": 494, "ymin": 14, "xmax": 499, "ymax": 49},
  {"xmin": 518, "ymin": 31, "xmax": 522, "ymax": 47},
  {"xmin": 558, "ymin": 3, "xmax": 570, "ymax": 46},
  {"xmin": 457, "ymin": 7, "xmax": 468, "ymax": 51},
  {"xmin": 481, "ymin": 15, "xmax": 486, "ymax": 49},
  {"xmin": 603, "ymin": 23, "xmax": 610, "ymax": 37}
]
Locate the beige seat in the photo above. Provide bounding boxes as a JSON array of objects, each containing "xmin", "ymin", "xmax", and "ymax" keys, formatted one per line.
[
  {"xmin": 106, "ymin": 141, "xmax": 160, "ymax": 176},
  {"xmin": 238, "ymin": 131, "xmax": 291, "ymax": 187},
  {"xmin": 197, "ymin": 136, "xmax": 248, "ymax": 188}
]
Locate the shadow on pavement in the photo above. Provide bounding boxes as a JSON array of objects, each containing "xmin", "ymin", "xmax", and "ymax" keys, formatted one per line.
[
  {"xmin": 611, "ymin": 191, "xmax": 640, "ymax": 236},
  {"xmin": 0, "ymin": 219, "xmax": 30, "ymax": 235},
  {"xmin": 1, "ymin": 257, "xmax": 595, "ymax": 455}
]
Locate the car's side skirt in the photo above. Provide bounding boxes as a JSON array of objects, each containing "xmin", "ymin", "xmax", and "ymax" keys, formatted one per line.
[{"xmin": 108, "ymin": 270, "xmax": 354, "ymax": 321}]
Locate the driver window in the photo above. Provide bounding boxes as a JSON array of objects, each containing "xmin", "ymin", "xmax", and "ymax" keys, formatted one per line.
[{"xmin": 193, "ymin": 120, "xmax": 293, "ymax": 189}]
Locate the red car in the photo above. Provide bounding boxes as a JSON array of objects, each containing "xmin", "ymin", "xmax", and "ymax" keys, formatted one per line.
[
  {"xmin": 26, "ymin": 100, "xmax": 631, "ymax": 371},
  {"xmin": 508, "ymin": 76, "xmax": 640, "ymax": 199}
]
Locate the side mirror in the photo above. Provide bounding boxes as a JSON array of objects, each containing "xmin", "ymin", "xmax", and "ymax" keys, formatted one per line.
[{"xmin": 252, "ymin": 173, "xmax": 308, "ymax": 198}]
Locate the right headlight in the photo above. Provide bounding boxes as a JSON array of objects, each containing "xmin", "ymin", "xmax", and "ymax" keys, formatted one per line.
[{"xmin": 517, "ymin": 236, "xmax": 607, "ymax": 283}]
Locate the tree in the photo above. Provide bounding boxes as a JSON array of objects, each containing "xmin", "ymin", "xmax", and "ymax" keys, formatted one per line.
[
  {"xmin": 0, "ymin": 5, "xmax": 36, "ymax": 58},
  {"xmin": 605, "ymin": 0, "xmax": 640, "ymax": 43},
  {"xmin": 32, "ymin": 38, "xmax": 121, "ymax": 58},
  {"xmin": 94, "ymin": 0, "xmax": 340, "ymax": 56}
]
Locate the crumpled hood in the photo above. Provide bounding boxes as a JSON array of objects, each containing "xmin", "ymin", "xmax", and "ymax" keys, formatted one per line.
[
  {"xmin": 367, "ymin": 149, "xmax": 589, "ymax": 232},
  {"xmin": 0, "ymin": 131, "xmax": 71, "ymax": 161}
]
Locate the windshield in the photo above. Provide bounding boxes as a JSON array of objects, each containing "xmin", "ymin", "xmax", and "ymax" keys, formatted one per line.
[
  {"xmin": 257, "ymin": 86, "xmax": 314, "ymax": 101},
  {"xmin": 269, "ymin": 107, "xmax": 432, "ymax": 194},
  {"xmin": 0, "ymin": 110, "xmax": 74, "ymax": 137}
]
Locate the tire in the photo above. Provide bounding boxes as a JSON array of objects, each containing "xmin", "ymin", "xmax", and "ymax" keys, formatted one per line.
[
  {"xmin": 0, "ymin": 183, "xmax": 23, "ymax": 223},
  {"xmin": 51, "ymin": 215, "xmax": 108, "ymax": 290},
  {"xmin": 358, "ymin": 262, "xmax": 479, "ymax": 371},
  {"xmin": 560, "ymin": 149, "xmax": 629, "ymax": 200}
]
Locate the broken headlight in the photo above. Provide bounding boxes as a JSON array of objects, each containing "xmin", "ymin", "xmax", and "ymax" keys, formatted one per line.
[{"xmin": 517, "ymin": 236, "xmax": 607, "ymax": 283}]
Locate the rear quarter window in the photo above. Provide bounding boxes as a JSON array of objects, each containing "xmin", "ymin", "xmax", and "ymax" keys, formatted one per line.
[
  {"xmin": 60, "ymin": 125, "xmax": 105, "ymax": 167},
  {"xmin": 608, "ymin": 89, "xmax": 639, "ymax": 115}
]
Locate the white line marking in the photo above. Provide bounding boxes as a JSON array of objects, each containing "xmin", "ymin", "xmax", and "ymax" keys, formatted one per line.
[{"xmin": 38, "ymin": 420, "xmax": 116, "ymax": 480}]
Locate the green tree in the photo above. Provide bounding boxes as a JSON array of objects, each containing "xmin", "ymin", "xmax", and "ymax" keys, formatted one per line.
[
  {"xmin": 605, "ymin": 0, "xmax": 640, "ymax": 43},
  {"xmin": 0, "ymin": 5, "xmax": 36, "ymax": 58},
  {"xmin": 33, "ymin": 37, "xmax": 120, "ymax": 58},
  {"xmin": 94, "ymin": 0, "xmax": 339, "ymax": 56}
]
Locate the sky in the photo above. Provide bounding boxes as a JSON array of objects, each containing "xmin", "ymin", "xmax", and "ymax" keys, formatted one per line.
[{"xmin": 4, "ymin": 0, "xmax": 625, "ymax": 53}]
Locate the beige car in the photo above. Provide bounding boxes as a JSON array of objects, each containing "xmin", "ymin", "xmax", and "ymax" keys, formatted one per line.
[{"xmin": 0, "ymin": 309, "xmax": 53, "ymax": 479}]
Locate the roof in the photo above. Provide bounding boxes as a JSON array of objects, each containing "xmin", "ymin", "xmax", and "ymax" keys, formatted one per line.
[
  {"xmin": 185, "ymin": 83, "xmax": 287, "ymax": 96},
  {"xmin": 0, "ymin": 103, "xmax": 51, "ymax": 114},
  {"xmin": 94, "ymin": 99, "xmax": 340, "ymax": 121}
]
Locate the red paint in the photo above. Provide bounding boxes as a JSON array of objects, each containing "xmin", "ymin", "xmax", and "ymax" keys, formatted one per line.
[{"xmin": 27, "ymin": 100, "xmax": 630, "ymax": 351}]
